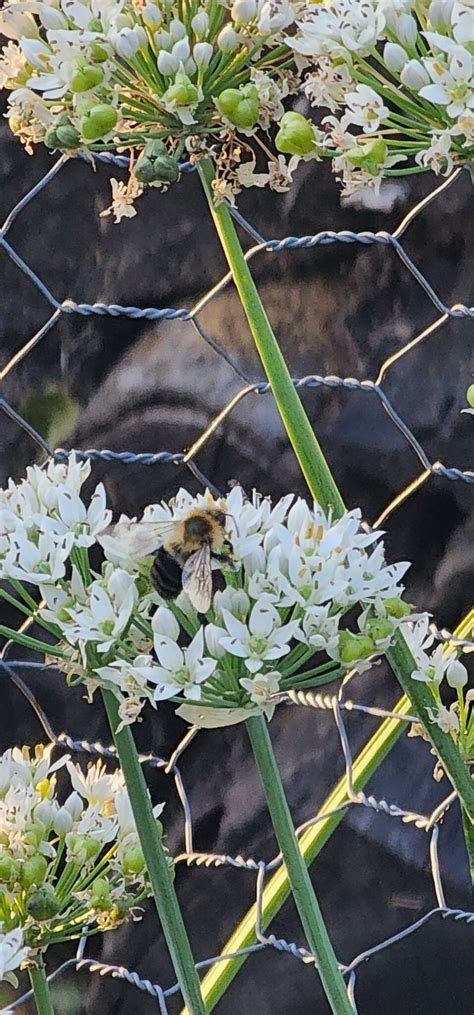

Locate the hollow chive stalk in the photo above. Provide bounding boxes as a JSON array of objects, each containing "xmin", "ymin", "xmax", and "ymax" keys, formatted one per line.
[
  {"xmin": 101, "ymin": 691, "xmax": 207, "ymax": 1014},
  {"xmin": 28, "ymin": 960, "xmax": 54, "ymax": 1015},
  {"xmin": 197, "ymin": 156, "xmax": 474, "ymax": 826}
]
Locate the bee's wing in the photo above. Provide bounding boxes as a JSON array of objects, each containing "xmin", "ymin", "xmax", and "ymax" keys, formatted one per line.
[
  {"xmin": 182, "ymin": 544, "xmax": 213, "ymax": 613},
  {"xmin": 98, "ymin": 519, "xmax": 177, "ymax": 557}
]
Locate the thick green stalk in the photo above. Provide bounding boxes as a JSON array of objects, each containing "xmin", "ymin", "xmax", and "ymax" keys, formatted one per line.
[
  {"xmin": 101, "ymin": 691, "xmax": 207, "ymax": 1015},
  {"xmin": 186, "ymin": 697, "xmax": 409, "ymax": 1014},
  {"xmin": 28, "ymin": 960, "xmax": 54, "ymax": 1015},
  {"xmin": 197, "ymin": 158, "xmax": 345, "ymax": 518},
  {"xmin": 246, "ymin": 715, "xmax": 353, "ymax": 1014},
  {"xmin": 197, "ymin": 159, "xmax": 474, "ymax": 822}
]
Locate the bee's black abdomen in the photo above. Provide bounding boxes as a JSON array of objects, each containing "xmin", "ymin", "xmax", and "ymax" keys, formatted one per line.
[{"xmin": 151, "ymin": 547, "xmax": 183, "ymax": 600}]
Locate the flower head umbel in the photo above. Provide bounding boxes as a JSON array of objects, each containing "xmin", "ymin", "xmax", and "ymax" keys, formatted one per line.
[
  {"xmin": 0, "ymin": 744, "xmax": 166, "ymax": 956},
  {"xmin": 0, "ymin": 453, "xmax": 421, "ymax": 729}
]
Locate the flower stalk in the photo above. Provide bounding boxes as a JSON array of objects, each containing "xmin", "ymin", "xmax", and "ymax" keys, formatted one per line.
[
  {"xmin": 246, "ymin": 714, "xmax": 353, "ymax": 1014},
  {"xmin": 28, "ymin": 960, "xmax": 55, "ymax": 1015},
  {"xmin": 101, "ymin": 691, "xmax": 207, "ymax": 1015},
  {"xmin": 196, "ymin": 158, "xmax": 474, "ymax": 825}
]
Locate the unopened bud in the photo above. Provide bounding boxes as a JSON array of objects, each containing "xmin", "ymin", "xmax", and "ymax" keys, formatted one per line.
[
  {"xmin": 383, "ymin": 597, "xmax": 411, "ymax": 619},
  {"xmin": 446, "ymin": 657, "xmax": 468, "ymax": 689},
  {"xmin": 400, "ymin": 59, "xmax": 430, "ymax": 91},
  {"xmin": 53, "ymin": 806, "xmax": 74, "ymax": 836},
  {"xmin": 393, "ymin": 13, "xmax": 418, "ymax": 47},
  {"xmin": 169, "ymin": 17, "xmax": 187, "ymax": 40},
  {"xmin": 466, "ymin": 384, "xmax": 474, "ymax": 408},
  {"xmin": 231, "ymin": 0, "xmax": 257, "ymax": 23},
  {"xmin": 191, "ymin": 10, "xmax": 209, "ymax": 35},
  {"xmin": 163, "ymin": 71, "xmax": 198, "ymax": 105},
  {"xmin": 193, "ymin": 41, "xmax": 213, "ymax": 68},
  {"xmin": 217, "ymin": 24, "xmax": 238, "ymax": 51},
  {"xmin": 383, "ymin": 42, "xmax": 407, "ymax": 74},
  {"xmin": 275, "ymin": 111, "xmax": 315, "ymax": 156},
  {"xmin": 142, "ymin": 3, "xmax": 162, "ymax": 27},
  {"xmin": 157, "ymin": 49, "xmax": 178, "ymax": 75},
  {"xmin": 172, "ymin": 37, "xmax": 190, "ymax": 62},
  {"xmin": 135, "ymin": 139, "xmax": 181, "ymax": 183},
  {"xmin": 122, "ymin": 846, "xmax": 146, "ymax": 875},
  {"xmin": 0, "ymin": 855, "xmax": 19, "ymax": 884}
]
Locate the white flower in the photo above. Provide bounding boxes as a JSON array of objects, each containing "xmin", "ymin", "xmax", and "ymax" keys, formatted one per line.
[
  {"xmin": 415, "ymin": 131, "xmax": 454, "ymax": 174},
  {"xmin": 58, "ymin": 569, "xmax": 138, "ymax": 651},
  {"xmin": 67, "ymin": 759, "xmax": 124, "ymax": 808},
  {"xmin": 296, "ymin": 604, "xmax": 340, "ymax": 656},
  {"xmin": 420, "ymin": 46, "xmax": 474, "ymax": 117},
  {"xmin": 240, "ymin": 670, "xmax": 280, "ymax": 719},
  {"xmin": 218, "ymin": 594, "xmax": 300, "ymax": 673},
  {"xmin": 400, "ymin": 59, "xmax": 430, "ymax": 90},
  {"xmin": 0, "ymin": 928, "xmax": 30, "ymax": 987},
  {"xmin": 257, "ymin": 0, "xmax": 294, "ymax": 34},
  {"xmin": 1, "ymin": 525, "xmax": 74, "ymax": 585},
  {"xmin": 151, "ymin": 626, "xmax": 217, "ymax": 700},
  {"xmin": 342, "ymin": 84, "xmax": 390, "ymax": 133},
  {"xmin": 95, "ymin": 654, "xmax": 159, "ymax": 695},
  {"xmin": 152, "ymin": 604, "xmax": 180, "ymax": 640},
  {"xmin": 427, "ymin": 703, "xmax": 460, "ymax": 735},
  {"xmin": 303, "ymin": 59, "xmax": 352, "ymax": 113}
]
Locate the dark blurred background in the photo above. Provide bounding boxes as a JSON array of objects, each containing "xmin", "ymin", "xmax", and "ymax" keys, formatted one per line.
[{"xmin": 0, "ymin": 108, "xmax": 473, "ymax": 1014}]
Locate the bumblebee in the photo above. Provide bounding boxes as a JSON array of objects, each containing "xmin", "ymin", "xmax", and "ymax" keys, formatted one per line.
[{"xmin": 101, "ymin": 507, "xmax": 235, "ymax": 613}]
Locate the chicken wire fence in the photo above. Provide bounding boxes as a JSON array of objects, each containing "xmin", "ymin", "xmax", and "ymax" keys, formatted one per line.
[{"xmin": 0, "ymin": 155, "xmax": 473, "ymax": 1013}]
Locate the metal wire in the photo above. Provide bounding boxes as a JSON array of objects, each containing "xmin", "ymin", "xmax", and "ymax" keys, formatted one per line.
[{"xmin": 0, "ymin": 157, "xmax": 473, "ymax": 1014}]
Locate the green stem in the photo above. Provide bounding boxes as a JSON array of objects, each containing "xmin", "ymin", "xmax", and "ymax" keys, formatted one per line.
[
  {"xmin": 101, "ymin": 690, "xmax": 207, "ymax": 1015},
  {"xmin": 246, "ymin": 715, "xmax": 353, "ymax": 1013},
  {"xmin": 28, "ymin": 960, "xmax": 54, "ymax": 1015},
  {"xmin": 197, "ymin": 158, "xmax": 344, "ymax": 518},
  {"xmin": 462, "ymin": 808, "xmax": 474, "ymax": 886},
  {"xmin": 197, "ymin": 158, "xmax": 474, "ymax": 823}
]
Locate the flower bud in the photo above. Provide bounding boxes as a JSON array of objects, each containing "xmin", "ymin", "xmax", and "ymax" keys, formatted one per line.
[
  {"xmin": 81, "ymin": 103, "xmax": 117, "ymax": 140},
  {"xmin": 231, "ymin": 0, "xmax": 257, "ymax": 23},
  {"xmin": 34, "ymin": 799, "xmax": 55, "ymax": 828},
  {"xmin": 428, "ymin": 0, "xmax": 454, "ymax": 30},
  {"xmin": 122, "ymin": 845, "xmax": 146, "ymax": 875},
  {"xmin": 39, "ymin": 5, "xmax": 68, "ymax": 29},
  {"xmin": 90, "ymin": 41, "xmax": 109, "ymax": 62},
  {"xmin": 346, "ymin": 138, "xmax": 387, "ymax": 175},
  {"xmin": 134, "ymin": 139, "xmax": 181, "ymax": 183},
  {"xmin": 275, "ymin": 111, "xmax": 315, "ymax": 156},
  {"xmin": 91, "ymin": 877, "xmax": 111, "ymax": 903},
  {"xmin": 0, "ymin": 854, "xmax": 19, "ymax": 884},
  {"xmin": 155, "ymin": 29, "xmax": 171, "ymax": 50},
  {"xmin": 20, "ymin": 853, "xmax": 48, "ymax": 890},
  {"xmin": 400, "ymin": 59, "xmax": 430, "ymax": 91},
  {"xmin": 27, "ymin": 886, "xmax": 61, "ymax": 921},
  {"xmin": 44, "ymin": 117, "xmax": 80, "ymax": 150},
  {"xmin": 24, "ymin": 823, "xmax": 46, "ymax": 849},
  {"xmin": 466, "ymin": 384, "xmax": 474, "ymax": 408},
  {"xmin": 113, "ymin": 26, "xmax": 145, "ymax": 58},
  {"xmin": 394, "ymin": 13, "xmax": 418, "ymax": 47},
  {"xmin": 142, "ymin": 3, "xmax": 162, "ymax": 27},
  {"xmin": 191, "ymin": 10, "xmax": 209, "ymax": 35},
  {"xmin": 53, "ymin": 806, "xmax": 74, "ymax": 836},
  {"xmin": 169, "ymin": 17, "xmax": 187, "ymax": 40},
  {"xmin": 157, "ymin": 49, "xmax": 178, "ymax": 75},
  {"xmin": 163, "ymin": 71, "xmax": 198, "ymax": 106},
  {"xmin": 383, "ymin": 597, "xmax": 411, "ymax": 619},
  {"xmin": 172, "ymin": 37, "xmax": 190, "ymax": 62},
  {"xmin": 338, "ymin": 631, "xmax": 375, "ymax": 664},
  {"xmin": 64, "ymin": 791, "xmax": 83, "ymax": 820},
  {"xmin": 217, "ymin": 24, "xmax": 238, "ymax": 51},
  {"xmin": 70, "ymin": 60, "xmax": 104, "ymax": 93},
  {"xmin": 218, "ymin": 83, "xmax": 259, "ymax": 128},
  {"xmin": 193, "ymin": 41, "xmax": 213, "ymax": 68},
  {"xmin": 184, "ymin": 56, "xmax": 196, "ymax": 76},
  {"xmin": 383, "ymin": 42, "xmax": 407, "ymax": 74},
  {"xmin": 446, "ymin": 657, "xmax": 468, "ymax": 689}
]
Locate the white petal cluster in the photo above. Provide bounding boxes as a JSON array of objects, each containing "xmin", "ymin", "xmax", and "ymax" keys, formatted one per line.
[
  {"xmin": 286, "ymin": 0, "xmax": 474, "ymax": 196},
  {"xmin": 0, "ymin": 744, "xmax": 164, "ymax": 945},
  {"xmin": 0, "ymin": 456, "xmax": 419, "ymax": 728},
  {"xmin": 404, "ymin": 616, "xmax": 469, "ymax": 688},
  {"xmin": 0, "ymin": 927, "xmax": 30, "ymax": 987}
]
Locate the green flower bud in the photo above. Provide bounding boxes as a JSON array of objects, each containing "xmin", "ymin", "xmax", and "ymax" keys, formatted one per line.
[
  {"xmin": 135, "ymin": 140, "xmax": 180, "ymax": 183},
  {"xmin": 88, "ymin": 18, "xmax": 103, "ymax": 31},
  {"xmin": 364, "ymin": 617, "xmax": 394, "ymax": 643},
  {"xmin": 27, "ymin": 886, "xmax": 61, "ymax": 921},
  {"xmin": 467, "ymin": 384, "xmax": 474, "ymax": 408},
  {"xmin": 0, "ymin": 854, "xmax": 19, "ymax": 883},
  {"xmin": 218, "ymin": 84, "xmax": 259, "ymax": 128},
  {"xmin": 84, "ymin": 836, "xmax": 102, "ymax": 860},
  {"xmin": 20, "ymin": 853, "xmax": 48, "ymax": 889},
  {"xmin": 45, "ymin": 114, "xmax": 80, "ymax": 150},
  {"xmin": 70, "ymin": 60, "xmax": 104, "ymax": 93},
  {"xmin": 122, "ymin": 846, "xmax": 145, "ymax": 876},
  {"xmin": 24, "ymin": 822, "xmax": 46, "ymax": 849},
  {"xmin": 338, "ymin": 631, "xmax": 375, "ymax": 664},
  {"xmin": 275, "ymin": 111, "xmax": 315, "ymax": 156},
  {"xmin": 346, "ymin": 139, "xmax": 388, "ymax": 176},
  {"xmin": 383, "ymin": 597, "xmax": 411, "ymax": 619},
  {"xmin": 163, "ymin": 72, "xmax": 199, "ymax": 107},
  {"xmin": 81, "ymin": 104, "xmax": 117, "ymax": 141}
]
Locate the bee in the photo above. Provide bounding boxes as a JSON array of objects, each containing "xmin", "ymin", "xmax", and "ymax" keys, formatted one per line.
[{"xmin": 100, "ymin": 507, "xmax": 235, "ymax": 614}]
